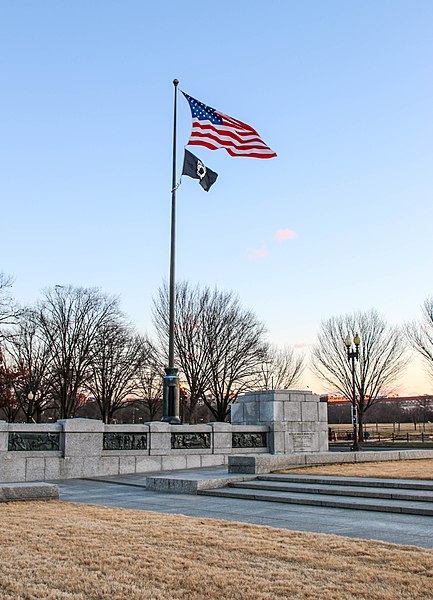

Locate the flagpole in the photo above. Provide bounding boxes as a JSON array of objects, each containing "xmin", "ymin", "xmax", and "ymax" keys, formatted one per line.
[{"xmin": 162, "ymin": 78, "xmax": 181, "ymax": 424}]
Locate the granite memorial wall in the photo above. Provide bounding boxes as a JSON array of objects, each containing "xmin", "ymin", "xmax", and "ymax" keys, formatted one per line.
[{"xmin": 0, "ymin": 390, "xmax": 328, "ymax": 483}]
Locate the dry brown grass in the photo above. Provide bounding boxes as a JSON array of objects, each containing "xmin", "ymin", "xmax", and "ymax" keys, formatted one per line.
[
  {"xmin": 277, "ymin": 459, "xmax": 433, "ymax": 480},
  {"xmin": 0, "ymin": 501, "xmax": 432, "ymax": 599}
]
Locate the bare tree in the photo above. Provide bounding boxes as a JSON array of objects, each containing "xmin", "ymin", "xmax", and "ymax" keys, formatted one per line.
[
  {"xmin": 35, "ymin": 285, "xmax": 120, "ymax": 419},
  {"xmin": 311, "ymin": 309, "xmax": 407, "ymax": 440},
  {"xmin": 0, "ymin": 346, "xmax": 20, "ymax": 422},
  {"xmin": 86, "ymin": 321, "xmax": 149, "ymax": 423},
  {"xmin": 153, "ymin": 282, "xmax": 211, "ymax": 423},
  {"xmin": 6, "ymin": 311, "xmax": 53, "ymax": 422},
  {"xmin": 258, "ymin": 345, "xmax": 305, "ymax": 390},
  {"xmin": 408, "ymin": 396, "xmax": 433, "ymax": 425},
  {"xmin": 0, "ymin": 273, "xmax": 20, "ymax": 337},
  {"xmin": 153, "ymin": 282, "xmax": 267, "ymax": 422},
  {"xmin": 406, "ymin": 297, "xmax": 433, "ymax": 381},
  {"xmin": 136, "ymin": 344, "xmax": 164, "ymax": 421},
  {"xmin": 201, "ymin": 288, "xmax": 267, "ymax": 422}
]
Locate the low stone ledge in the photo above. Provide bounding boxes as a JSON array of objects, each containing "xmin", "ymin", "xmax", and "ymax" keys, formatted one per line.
[
  {"xmin": 229, "ymin": 449, "xmax": 433, "ymax": 474},
  {"xmin": 0, "ymin": 482, "xmax": 59, "ymax": 502},
  {"xmin": 398, "ymin": 449, "xmax": 433, "ymax": 461},
  {"xmin": 305, "ymin": 452, "xmax": 356, "ymax": 465},
  {"xmin": 228, "ymin": 454, "xmax": 307, "ymax": 474},
  {"xmin": 146, "ymin": 473, "xmax": 256, "ymax": 494},
  {"xmin": 146, "ymin": 476, "xmax": 198, "ymax": 494},
  {"xmin": 354, "ymin": 451, "xmax": 401, "ymax": 463}
]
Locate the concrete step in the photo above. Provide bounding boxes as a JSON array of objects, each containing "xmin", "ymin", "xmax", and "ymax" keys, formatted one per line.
[
  {"xmin": 199, "ymin": 486, "xmax": 433, "ymax": 516},
  {"xmin": 230, "ymin": 480, "xmax": 433, "ymax": 503},
  {"xmin": 198, "ymin": 474, "xmax": 433, "ymax": 516},
  {"xmin": 259, "ymin": 473, "xmax": 433, "ymax": 491}
]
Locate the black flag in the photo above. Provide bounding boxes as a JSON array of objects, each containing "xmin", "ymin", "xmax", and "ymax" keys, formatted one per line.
[{"xmin": 182, "ymin": 149, "xmax": 218, "ymax": 192}]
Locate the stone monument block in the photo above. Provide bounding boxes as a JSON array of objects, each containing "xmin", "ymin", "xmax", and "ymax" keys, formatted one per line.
[
  {"xmin": 284, "ymin": 401, "xmax": 301, "ymax": 422},
  {"xmin": 244, "ymin": 399, "xmax": 260, "ymax": 424},
  {"xmin": 301, "ymin": 401, "xmax": 319, "ymax": 423},
  {"xmin": 318, "ymin": 402, "xmax": 328, "ymax": 422},
  {"xmin": 259, "ymin": 399, "xmax": 283, "ymax": 423},
  {"xmin": 231, "ymin": 390, "xmax": 328, "ymax": 454},
  {"xmin": 230, "ymin": 401, "xmax": 244, "ymax": 424}
]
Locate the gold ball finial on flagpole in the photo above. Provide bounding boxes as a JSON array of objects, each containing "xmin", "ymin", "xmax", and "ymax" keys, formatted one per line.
[{"xmin": 173, "ymin": 79, "xmax": 179, "ymax": 86}]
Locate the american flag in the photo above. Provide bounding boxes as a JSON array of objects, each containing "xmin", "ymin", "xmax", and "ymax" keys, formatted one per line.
[{"xmin": 182, "ymin": 92, "xmax": 276, "ymax": 159}]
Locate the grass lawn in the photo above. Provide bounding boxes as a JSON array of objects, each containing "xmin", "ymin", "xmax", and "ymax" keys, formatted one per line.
[
  {"xmin": 1, "ymin": 501, "xmax": 433, "ymax": 599},
  {"xmin": 276, "ymin": 458, "xmax": 433, "ymax": 480}
]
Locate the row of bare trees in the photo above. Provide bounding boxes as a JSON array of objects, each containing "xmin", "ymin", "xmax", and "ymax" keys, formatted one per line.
[
  {"xmin": 2, "ymin": 269, "xmax": 433, "ymax": 429},
  {"xmin": 0, "ymin": 284, "xmax": 159, "ymax": 423},
  {"xmin": 0, "ymin": 276, "xmax": 305, "ymax": 423}
]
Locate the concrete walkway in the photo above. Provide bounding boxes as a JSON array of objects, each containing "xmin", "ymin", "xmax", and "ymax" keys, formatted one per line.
[{"xmin": 53, "ymin": 466, "xmax": 433, "ymax": 550}]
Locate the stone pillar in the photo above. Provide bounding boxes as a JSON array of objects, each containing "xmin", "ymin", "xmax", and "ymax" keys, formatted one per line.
[
  {"xmin": 58, "ymin": 418, "xmax": 104, "ymax": 478},
  {"xmin": 231, "ymin": 390, "xmax": 328, "ymax": 454},
  {"xmin": 60, "ymin": 418, "xmax": 104, "ymax": 457},
  {"xmin": 0, "ymin": 421, "xmax": 7, "ymax": 454},
  {"xmin": 147, "ymin": 422, "xmax": 172, "ymax": 456},
  {"xmin": 209, "ymin": 422, "xmax": 232, "ymax": 454}
]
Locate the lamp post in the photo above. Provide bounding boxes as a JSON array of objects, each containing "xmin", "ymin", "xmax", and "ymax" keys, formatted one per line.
[
  {"xmin": 344, "ymin": 333, "xmax": 361, "ymax": 452},
  {"xmin": 27, "ymin": 391, "xmax": 34, "ymax": 421},
  {"xmin": 27, "ymin": 390, "xmax": 40, "ymax": 424}
]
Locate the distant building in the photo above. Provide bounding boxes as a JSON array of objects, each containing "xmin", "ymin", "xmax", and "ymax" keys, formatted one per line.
[
  {"xmin": 327, "ymin": 394, "xmax": 433, "ymax": 409},
  {"xmin": 327, "ymin": 394, "xmax": 433, "ymax": 424}
]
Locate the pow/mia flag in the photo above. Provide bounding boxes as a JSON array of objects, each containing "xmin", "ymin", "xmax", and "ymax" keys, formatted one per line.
[{"xmin": 182, "ymin": 149, "xmax": 218, "ymax": 192}]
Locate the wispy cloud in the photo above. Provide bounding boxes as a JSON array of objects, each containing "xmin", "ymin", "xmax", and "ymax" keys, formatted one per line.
[
  {"xmin": 248, "ymin": 228, "xmax": 297, "ymax": 259},
  {"xmin": 249, "ymin": 246, "xmax": 268, "ymax": 259},
  {"xmin": 275, "ymin": 229, "xmax": 298, "ymax": 242}
]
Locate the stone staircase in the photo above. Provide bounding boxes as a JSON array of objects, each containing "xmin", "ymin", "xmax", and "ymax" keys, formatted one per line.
[{"xmin": 198, "ymin": 474, "xmax": 433, "ymax": 516}]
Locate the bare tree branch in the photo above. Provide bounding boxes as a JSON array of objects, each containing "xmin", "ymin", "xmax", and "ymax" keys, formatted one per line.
[
  {"xmin": 35, "ymin": 285, "xmax": 120, "ymax": 419},
  {"xmin": 5, "ymin": 310, "xmax": 54, "ymax": 422},
  {"xmin": 153, "ymin": 282, "xmax": 267, "ymax": 422},
  {"xmin": 199, "ymin": 288, "xmax": 267, "ymax": 421},
  {"xmin": 257, "ymin": 345, "xmax": 305, "ymax": 390},
  {"xmin": 86, "ymin": 321, "xmax": 150, "ymax": 423},
  {"xmin": 311, "ymin": 309, "xmax": 407, "ymax": 439},
  {"xmin": 406, "ymin": 297, "xmax": 433, "ymax": 382},
  {"xmin": 153, "ymin": 282, "xmax": 212, "ymax": 423},
  {"xmin": 0, "ymin": 273, "xmax": 21, "ymax": 337},
  {"xmin": 136, "ymin": 341, "xmax": 164, "ymax": 421}
]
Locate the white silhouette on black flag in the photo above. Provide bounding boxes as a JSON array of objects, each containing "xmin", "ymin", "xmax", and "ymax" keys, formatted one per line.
[{"xmin": 182, "ymin": 149, "xmax": 218, "ymax": 192}]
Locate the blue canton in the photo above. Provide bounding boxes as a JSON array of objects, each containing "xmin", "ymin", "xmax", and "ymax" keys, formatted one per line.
[{"xmin": 183, "ymin": 92, "xmax": 223, "ymax": 125}]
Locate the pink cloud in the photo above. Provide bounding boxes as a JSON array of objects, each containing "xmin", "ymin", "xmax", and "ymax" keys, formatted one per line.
[
  {"xmin": 275, "ymin": 229, "xmax": 298, "ymax": 242},
  {"xmin": 249, "ymin": 247, "xmax": 268, "ymax": 259}
]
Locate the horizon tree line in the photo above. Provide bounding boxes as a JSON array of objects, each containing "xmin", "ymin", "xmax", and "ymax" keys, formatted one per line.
[{"xmin": 1, "ymin": 270, "xmax": 433, "ymax": 431}]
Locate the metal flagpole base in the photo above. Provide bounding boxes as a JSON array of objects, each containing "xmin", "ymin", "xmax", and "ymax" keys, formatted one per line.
[{"xmin": 161, "ymin": 367, "xmax": 181, "ymax": 424}]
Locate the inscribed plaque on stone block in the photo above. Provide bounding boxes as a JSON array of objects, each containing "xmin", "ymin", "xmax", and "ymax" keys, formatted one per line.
[{"xmin": 292, "ymin": 432, "xmax": 314, "ymax": 452}]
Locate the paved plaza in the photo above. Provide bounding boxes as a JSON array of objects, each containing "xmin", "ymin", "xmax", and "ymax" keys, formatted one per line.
[{"xmin": 53, "ymin": 467, "xmax": 433, "ymax": 550}]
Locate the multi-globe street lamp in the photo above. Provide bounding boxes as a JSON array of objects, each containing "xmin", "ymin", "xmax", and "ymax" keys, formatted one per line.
[
  {"xmin": 27, "ymin": 390, "xmax": 40, "ymax": 424},
  {"xmin": 344, "ymin": 334, "xmax": 361, "ymax": 452}
]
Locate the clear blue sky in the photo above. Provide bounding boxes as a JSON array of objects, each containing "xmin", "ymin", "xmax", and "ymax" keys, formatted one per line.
[{"xmin": 1, "ymin": 1, "xmax": 432, "ymax": 394}]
